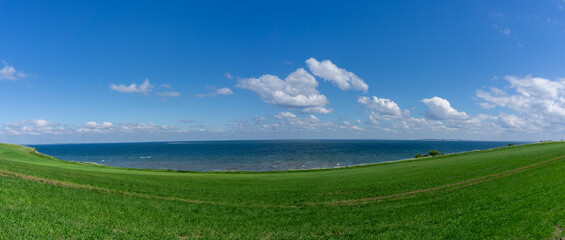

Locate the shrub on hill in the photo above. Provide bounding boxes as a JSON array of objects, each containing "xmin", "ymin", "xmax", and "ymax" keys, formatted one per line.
[{"xmin": 429, "ymin": 150, "xmax": 440, "ymax": 156}]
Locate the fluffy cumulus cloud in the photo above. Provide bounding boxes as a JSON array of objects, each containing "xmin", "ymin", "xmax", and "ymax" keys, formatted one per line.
[
  {"xmin": 232, "ymin": 60, "xmax": 562, "ymax": 138},
  {"xmin": 237, "ymin": 68, "xmax": 332, "ymax": 114},
  {"xmin": 306, "ymin": 58, "xmax": 368, "ymax": 92},
  {"xmin": 356, "ymin": 95, "xmax": 445, "ymax": 130},
  {"xmin": 0, "ymin": 61, "xmax": 27, "ymax": 81},
  {"xmin": 238, "ymin": 58, "xmax": 371, "ymax": 114},
  {"xmin": 358, "ymin": 96, "xmax": 403, "ymax": 122},
  {"xmin": 477, "ymin": 75, "xmax": 565, "ymax": 125},
  {"xmin": 110, "ymin": 78, "xmax": 154, "ymax": 95},
  {"xmin": 353, "ymin": 93, "xmax": 508, "ymax": 137},
  {"xmin": 421, "ymin": 97, "xmax": 469, "ymax": 120}
]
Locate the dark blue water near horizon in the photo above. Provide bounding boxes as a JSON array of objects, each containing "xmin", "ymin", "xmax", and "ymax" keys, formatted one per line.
[{"xmin": 28, "ymin": 140, "xmax": 524, "ymax": 172}]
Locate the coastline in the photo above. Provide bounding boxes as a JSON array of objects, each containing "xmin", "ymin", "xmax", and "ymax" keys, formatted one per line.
[{"xmin": 28, "ymin": 141, "xmax": 538, "ymax": 174}]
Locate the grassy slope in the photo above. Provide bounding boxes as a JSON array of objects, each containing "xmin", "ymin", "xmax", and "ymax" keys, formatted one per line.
[{"xmin": 1, "ymin": 142, "xmax": 565, "ymax": 239}]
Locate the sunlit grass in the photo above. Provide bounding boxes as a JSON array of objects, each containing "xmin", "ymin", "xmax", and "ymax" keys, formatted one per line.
[{"xmin": 1, "ymin": 142, "xmax": 565, "ymax": 238}]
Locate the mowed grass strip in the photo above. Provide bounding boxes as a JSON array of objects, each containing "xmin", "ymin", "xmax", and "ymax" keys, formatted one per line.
[{"xmin": 2, "ymin": 142, "xmax": 565, "ymax": 238}]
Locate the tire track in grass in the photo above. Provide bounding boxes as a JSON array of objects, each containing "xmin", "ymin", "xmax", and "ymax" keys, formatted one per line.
[
  {"xmin": 1, "ymin": 154, "xmax": 565, "ymax": 208},
  {"xmin": 0, "ymin": 168, "xmax": 216, "ymax": 205},
  {"xmin": 0, "ymin": 165, "xmax": 298, "ymax": 208},
  {"xmin": 313, "ymin": 155, "xmax": 565, "ymax": 206}
]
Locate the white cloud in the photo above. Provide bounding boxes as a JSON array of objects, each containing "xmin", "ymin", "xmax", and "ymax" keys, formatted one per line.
[
  {"xmin": 30, "ymin": 119, "xmax": 49, "ymax": 127},
  {"xmin": 392, "ymin": 114, "xmax": 496, "ymax": 134},
  {"xmin": 351, "ymin": 125, "xmax": 364, "ymax": 131},
  {"xmin": 421, "ymin": 97, "xmax": 468, "ymax": 120},
  {"xmin": 237, "ymin": 68, "xmax": 330, "ymax": 112},
  {"xmin": 78, "ymin": 121, "xmax": 115, "ymax": 133},
  {"xmin": 497, "ymin": 113, "xmax": 526, "ymax": 129},
  {"xmin": 301, "ymin": 107, "xmax": 333, "ymax": 114},
  {"xmin": 216, "ymin": 88, "xmax": 233, "ymax": 95},
  {"xmin": 306, "ymin": 58, "xmax": 368, "ymax": 92},
  {"xmin": 224, "ymin": 72, "xmax": 234, "ymax": 79},
  {"xmin": 156, "ymin": 91, "xmax": 181, "ymax": 97},
  {"xmin": 196, "ymin": 87, "xmax": 233, "ymax": 98},
  {"xmin": 284, "ymin": 115, "xmax": 334, "ymax": 130},
  {"xmin": 0, "ymin": 62, "xmax": 27, "ymax": 81},
  {"xmin": 477, "ymin": 75, "xmax": 565, "ymax": 124},
  {"xmin": 227, "ymin": 113, "xmax": 367, "ymax": 135},
  {"xmin": 479, "ymin": 102, "xmax": 497, "ymax": 109},
  {"xmin": 274, "ymin": 112, "xmax": 296, "ymax": 119},
  {"xmin": 77, "ymin": 121, "xmax": 184, "ymax": 134},
  {"xmin": 110, "ymin": 78, "xmax": 153, "ymax": 95},
  {"xmin": 393, "ymin": 117, "xmax": 446, "ymax": 132},
  {"xmin": 237, "ymin": 58, "xmax": 370, "ymax": 114},
  {"xmin": 117, "ymin": 122, "xmax": 181, "ymax": 133},
  {"xmin": 0, "ymin": 120, "xmax": 185, "ymax": 137},
  {"xmin": 352, "ymin": 93, "xmax": 521, "ymax": 136},
  {"xmin": 0, "ymin": 119, "xmax": 69, "ymax": 135},
  {"xmin": 506, "ymin": 75, "xmax": 564, "ymax": 99},
  {"xmin": 358, "ymin": 96, "xmax": 403, "ymax": 121},
  {"xmin": 353, "ymin": 94, "xmax": 504, "ymax": 135}
]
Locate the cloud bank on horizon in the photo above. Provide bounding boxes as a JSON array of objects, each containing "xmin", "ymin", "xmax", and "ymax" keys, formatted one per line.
[{"xmin": 2, "ymin": 56, "xmax": 564, "ymax": 143}]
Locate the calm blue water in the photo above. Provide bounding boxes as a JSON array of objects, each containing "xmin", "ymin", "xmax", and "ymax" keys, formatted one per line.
[{"xmin": 28, "ymin": 140, "xmax": 522, "ymax": 172}]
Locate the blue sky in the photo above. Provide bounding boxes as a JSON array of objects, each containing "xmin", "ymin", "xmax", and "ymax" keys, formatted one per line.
[{"xmin": 2, "ymin": 0, "xmax": 565, "ymax": 144}]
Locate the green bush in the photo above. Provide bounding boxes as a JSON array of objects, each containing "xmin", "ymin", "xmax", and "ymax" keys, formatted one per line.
[
  {"xmin": 415, "ymin": 154, "xmax": 423, "ymax": 158},
  {"xmin": 429, "ymin": 150, "xmax": 440, "ymax": 156},
  {"xmin": 508, "ymin": 143, "xmax": 514, "ymax": 146}
]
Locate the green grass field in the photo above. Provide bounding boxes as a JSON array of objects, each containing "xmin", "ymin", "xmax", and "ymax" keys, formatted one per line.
[{"xmin": 1, "ymin": 142, "xmax": 565, "ymax": 239}]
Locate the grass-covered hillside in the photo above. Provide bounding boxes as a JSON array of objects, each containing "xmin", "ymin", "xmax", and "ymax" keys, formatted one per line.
[{"xmin": 1, "ymin": 142, "xmax": 565, "ymax": 239}]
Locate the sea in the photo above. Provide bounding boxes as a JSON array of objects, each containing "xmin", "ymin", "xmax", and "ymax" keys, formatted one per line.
[{"xmin": 28, "ymin": 140, "xmax": 522, "ymax": 172}]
